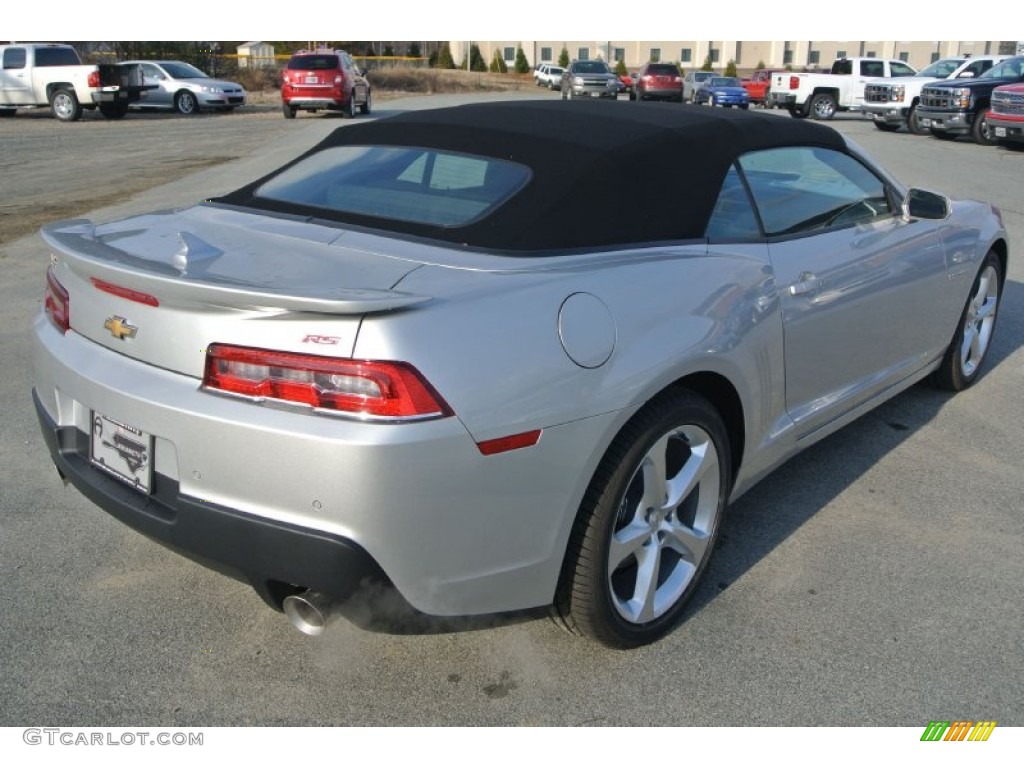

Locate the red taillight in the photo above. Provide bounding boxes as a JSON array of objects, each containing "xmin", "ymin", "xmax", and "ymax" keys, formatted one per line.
[
  {"xmin": 334, "ymin": 74, "xmax": 344, "ymax": 85},
  {"xmin": 789, "ymin": 76, "xmax": 800, "ymax": 90},
  {"xmin": 203, "ymin": 344, "xmax": 453, "ymax": 421},
  {"xmin": 282, "ymin": 73, "xmax": 291, "ymax": 84},
  {"xmin": 91, "ymin": 277, "xmax": 159, "ymax": 307},
  {"xmin": 87, "ymin": 70, "xmax": 100, "ymax": 88},
  {"xmin": 44, "ymin": 266, "xmax": 70, "ymax": 334}
]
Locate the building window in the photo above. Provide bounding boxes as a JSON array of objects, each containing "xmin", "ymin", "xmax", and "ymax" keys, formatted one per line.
[
  {"xmin": 930, "ymin": 51, "xmax": 940, "ymax": 63},
  {"xmin": 898, "ymin": 51, "xmax": 909, "ymax": 62},
  {"xmin": 541, "ymin": 47, "xmax": 552, "ymax": 62},
  {"xmin": 836, "ymin": 50, "xmax": 847, "ymax": 59},
  {"xmin": 808, "ymin": 50, "xmax": 820, "ymax": 65},
  {"xmin": 613, "ymin": 47, "xmax": 625, "ymax": 63},
  {"xmin": 680, "ymin": 48, "xmax": 692, "ymax": 63},
  {"xmin": 866, "ymin": 50, "xmax": 876, "ymax": 57},
  {"xmin": 578, "ymin": 47, "xmax": 589, "ymax": 60},
  {"xmin": 709, "ymin": 48, "xmax": 720, "ymax": 63},
  {"xmin": 783, "ymin": 50, "xmax": 793, "ymax": 64},
  {"xmin": 650, "ymin": 48, "xmax": 661, "ymax": 63}
]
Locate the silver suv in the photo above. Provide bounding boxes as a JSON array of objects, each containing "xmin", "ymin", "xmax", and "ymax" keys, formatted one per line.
[{"xmin": 561, "ymin": 59, "xmax": 620, "ymax": 100}]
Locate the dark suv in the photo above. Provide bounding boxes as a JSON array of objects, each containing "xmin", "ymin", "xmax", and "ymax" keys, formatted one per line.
[
  {"xmin": 633, "ymin": 62, "xmax": 683, "ymax": 102},
  {"xmin": 917, "ymin": 56, "xmax": 1024, "ymax": 145},
  {"xmin": 281, "ymin": 49, "xmax": 371, "ymax": 119}
]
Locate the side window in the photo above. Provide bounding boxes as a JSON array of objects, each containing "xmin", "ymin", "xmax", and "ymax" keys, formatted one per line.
[
  {"xmin": 889, "ymin": 61, "xmax": 915, "ymax": 77},
  {"xmin": 140, "ymin": 63, "xmax": 161, "ymax": 79},
  {"xmin": 3, "ymin": 47, "xmax": 27, "ymax": 69},
  {"xmin": 705, "ymin": 165, "xmax": 762, "ymax": 241},
  {"xmin": 738, "ymin": 147, "xmax": 892, "ymax": 237},
  {"xmin": 860, "ymin": 61, "xmax": 884, "ymax": 77},
  {"xmin": 964, "ymin": 60, "xmax": 989, "ymax": 77}
]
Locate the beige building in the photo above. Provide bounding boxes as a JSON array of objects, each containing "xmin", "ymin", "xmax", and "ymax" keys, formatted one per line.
[{"xmin": 455, "ymin": 41, "xmax": 1012, "ymax": 72}]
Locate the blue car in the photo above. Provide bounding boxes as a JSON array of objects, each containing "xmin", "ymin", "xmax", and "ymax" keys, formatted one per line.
[{"xmin": 695, "ymin": 76, "xmax": 750, "ymax": 109}]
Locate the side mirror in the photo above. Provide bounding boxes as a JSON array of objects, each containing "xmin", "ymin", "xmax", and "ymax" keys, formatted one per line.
[{"xmin": 903, "ymin": 188, "xmax": 950, "ymax": 221}]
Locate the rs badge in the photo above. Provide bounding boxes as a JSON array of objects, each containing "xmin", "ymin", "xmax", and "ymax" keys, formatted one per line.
[{"xmin": 104, "ymin": 316, "xmax": 138, "ymax": 340}]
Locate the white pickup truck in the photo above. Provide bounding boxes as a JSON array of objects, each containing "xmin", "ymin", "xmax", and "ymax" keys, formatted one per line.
[
  {"xmin": 861, "ymin": 54, "xmax": 1011, "ymax": 134},
  {"xmin": 769, "ymin": 57, "xmax": 917, "ymax": 120},
  {"xmin": 0, "ymin": 43, "xmax": 146, "ymax": 121}
]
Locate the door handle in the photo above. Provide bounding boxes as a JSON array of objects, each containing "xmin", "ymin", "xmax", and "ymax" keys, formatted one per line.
[{"xmin": 789, "ymin": 272, "xmax": 821, "ymax": 296}]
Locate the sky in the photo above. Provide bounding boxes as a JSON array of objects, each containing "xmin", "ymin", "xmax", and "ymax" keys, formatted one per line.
[{"xmin": 5, "ymin": 3, "xmax": 1014, "ymax": 45}]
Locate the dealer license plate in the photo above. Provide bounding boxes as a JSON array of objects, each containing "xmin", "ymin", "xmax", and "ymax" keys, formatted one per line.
[
  {"xmin": 994, "ymin": 126, "xmax": 1007, "ymax": 138},
  {"xmin": 90, "ymin": 412, "xmax": 153, "ymax": 493},
  {"xmin": 305, "ymin": 76, "xmax": 318, "ymax": 84}
]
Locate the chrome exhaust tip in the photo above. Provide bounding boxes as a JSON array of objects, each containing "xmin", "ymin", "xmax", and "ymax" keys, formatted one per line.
[{"xmin": 282, "ymin": 590, "xmax": 334, "ymax": 636}]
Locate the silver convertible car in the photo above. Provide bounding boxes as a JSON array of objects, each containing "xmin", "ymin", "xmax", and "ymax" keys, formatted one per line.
[{"xmin": 32, "ymin": 102, "xmax": 1006, "ymax": 648}]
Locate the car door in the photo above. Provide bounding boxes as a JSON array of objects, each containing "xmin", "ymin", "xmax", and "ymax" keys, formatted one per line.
[
  {"xmin": 139, "ymin": 62, "xmax": 171, "ymax": 107},
  {"xmin": 341, "ymin": 53, "xmax": 368, "ymax": 103},
  {"xmin": 739, "ymin": 146, "xmax": 951, "ymax": 437},
  {"xmin": 1, "ymin": 46, "xmax": 32, "ymax": 105}
]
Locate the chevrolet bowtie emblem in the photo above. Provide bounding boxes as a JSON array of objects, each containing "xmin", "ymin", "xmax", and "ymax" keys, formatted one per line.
[{"xmin": 104, "ymin": 316, "xmax": 138, "ymax": 340}]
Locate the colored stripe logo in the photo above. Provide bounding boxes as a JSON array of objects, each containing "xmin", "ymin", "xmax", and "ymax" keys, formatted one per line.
[{"xmin": 921, "ymin": 721, "xmax": 997, "ymax": 741}]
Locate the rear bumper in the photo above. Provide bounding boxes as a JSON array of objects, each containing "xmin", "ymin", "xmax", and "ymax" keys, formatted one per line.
[
  {"xmin": 32, "ymin": 315, "xmax": 621, "ymax": 617},
  {"xmin": 34, "ymin": 388, "xmax": 386, "ymax": 609}
]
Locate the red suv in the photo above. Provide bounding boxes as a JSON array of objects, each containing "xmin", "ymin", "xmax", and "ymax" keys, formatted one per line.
[{"xmin": 281, "ymin": 49, "xmax": 371, "ymax": 119}]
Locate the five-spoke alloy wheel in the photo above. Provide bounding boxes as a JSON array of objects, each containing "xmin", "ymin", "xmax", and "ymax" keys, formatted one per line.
[
  {"xmin": 933, "ymin": 251, "xmax": 1002, "ymax": 391},
  {"xmin": 555, "ymin": 391, "xmax": 731, "ymax": 648}
]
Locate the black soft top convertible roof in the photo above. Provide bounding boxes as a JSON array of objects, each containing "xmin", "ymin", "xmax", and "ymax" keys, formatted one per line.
[{"xmin": 215, "ymin": 100, "xmax": 847, "ymax": 252}]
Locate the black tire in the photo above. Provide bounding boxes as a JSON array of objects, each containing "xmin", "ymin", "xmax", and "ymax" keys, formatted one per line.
[
  {"xmin": 49, "ymin": 88, "xmax": 82, "ymax": 122},
  {"xmin": 787, "ymin": 104, "xmax": 807, "ymax": 119},
  {"xmin": 970, "ymin": 109, "xmax": 996, "ymax": 146},
  {"xmin": 907, "ymin": 105, "xmax": 929, "ymax": 136},
  {"xmin": 873, "ymin": 118, "xmax": 900, "ymax": 132},
  {"xmin": 810, "ymin": 92, "xmax": 837, "ymax": 120},
  {"xmin": 930, "ymin": 127, "xmax": 956, "ymax": 141},
  {"xmin": 628, "ymin": 89, "xmax": 636, "ymax": 101},
  {"xmin": 739, "ymin": 103, "xmax": 749, "ymax": 110},
  {"xmin": 282, "ymin": 101, "xmax": 296, "ymax": 119},
  {"xmin": 341, "ymin": 91, "xmax": 356, "ymax": 118},
  {"xmin": 174, "ymin": 90, "xmax": 198, "ymax": 115},
  {"xmin": 359, "ymin": 89, "xmax": 372, "ymax": 115},
  {"xmin": 98, "ymin": 102, "xmax": 128, "ymax": 119},
  {"xmin": 0, "ymin": 108, "xmax": 16, "ymax": 117},
  {"xmin": 932, "ymin": 251, "xmax": 1002, "ymax": 391},
  {"xmin": 710, "ymin": 95, "xmax": 717, "ymax": 107},
  {"xmin": 553, "ymin": 390, "xmax": 731, "ymax": 649}
]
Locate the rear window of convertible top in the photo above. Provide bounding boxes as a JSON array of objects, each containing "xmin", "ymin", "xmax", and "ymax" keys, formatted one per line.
[{"xmin": 254, "ymin": 146, "xmax": 532, "ymax": 228}]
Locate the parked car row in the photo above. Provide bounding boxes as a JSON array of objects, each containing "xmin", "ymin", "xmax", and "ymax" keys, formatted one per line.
[
  {"xmin": 770, "ymin": 53, "xmax": 1024, "ymax": 148},
  {"xmin": 0, "ymin": 42, "xmax": 249, "ymax": 120}
]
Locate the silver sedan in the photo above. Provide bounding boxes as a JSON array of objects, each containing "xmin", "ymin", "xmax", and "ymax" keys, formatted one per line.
[
  {"xmin": 127, "ymin": 60, "xmax": 246, "ymax": 114},
  {"xmin": 32, "ymin": 102, "xmax": 1007, "ymax": 648}
]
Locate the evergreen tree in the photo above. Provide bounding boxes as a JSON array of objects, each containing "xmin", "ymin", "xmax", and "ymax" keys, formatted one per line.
[
  {"xmin": 489, "ymin": 49, "xmax": 509, "ymax": 73},
  {"xmin": 615, "ymin": 58, "xmax": 628, "ymax": 76},
  {"xmin": 558, "ymin": 47, "xmax": 570, "ymax": 67},
  {"xmin": 702, "ymin": 54, "xmax": 713, "ymax": 70},
  {"xmin": 383, "ymin": 45, "xmax": 395, "ymax": 57},
  {"xmin": 470, "ymin": 44, "xmax": 487, "ymax": 72},
  {"xmin": 436, "ymin": 42, "xmax": 456, "ymax": 69},
  {"xmin": 514, "ymin": 47, "xmax": 530, "ymax": 74},
  {"xmin": 725, "ymin": 60, "xmax": 738, "ymax": 77}
]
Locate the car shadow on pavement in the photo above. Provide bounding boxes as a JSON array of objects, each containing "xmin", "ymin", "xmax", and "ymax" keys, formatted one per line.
[{"xmin": 685, "ymin": 276, "xmax": 1024, "ymax": 619}]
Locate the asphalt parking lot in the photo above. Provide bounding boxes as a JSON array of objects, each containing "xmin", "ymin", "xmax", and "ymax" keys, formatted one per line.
[{"xmin": 0, "ymin": 92, "xmax": 1021, "ymax": 727}]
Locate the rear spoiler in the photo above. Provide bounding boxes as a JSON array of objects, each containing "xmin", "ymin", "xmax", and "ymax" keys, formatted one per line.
[{"xmin": 41, "ymin": 220, "xmax": 430, "ymax": 315}]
